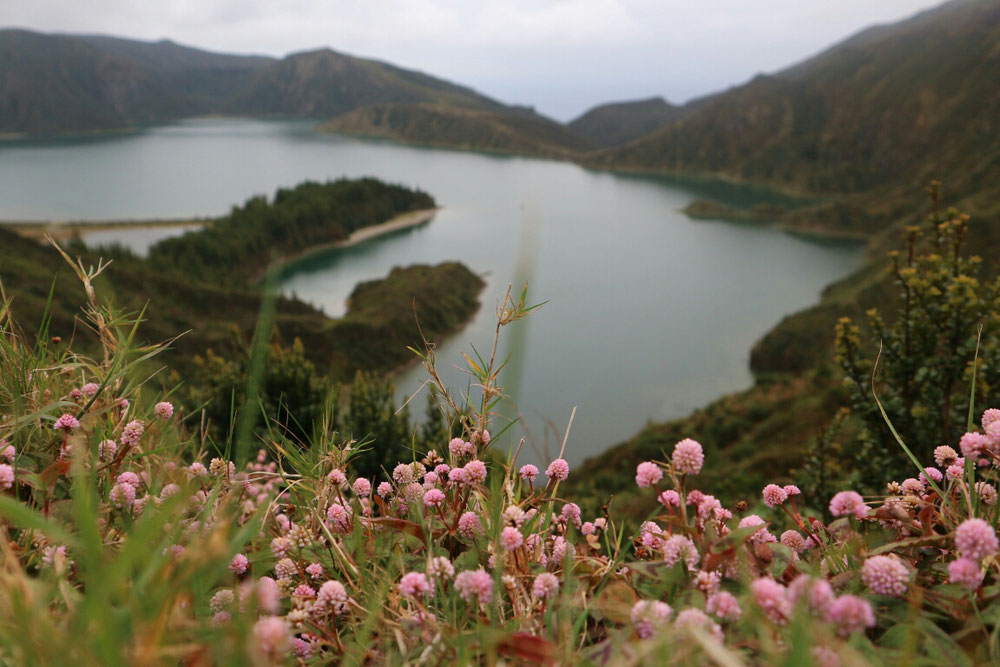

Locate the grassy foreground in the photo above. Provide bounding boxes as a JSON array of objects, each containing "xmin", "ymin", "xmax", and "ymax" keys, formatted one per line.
[{"xmin": 2, "ymin": 256, "xmax": 1000, "ymax": 665}]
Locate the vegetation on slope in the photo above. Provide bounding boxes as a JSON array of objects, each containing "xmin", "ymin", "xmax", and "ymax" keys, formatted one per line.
[
  {"xmin": 567, "ymin": 96, "xmax": 686, "ymax": 149},
  {"xmin": 146, "ymin": 178, "xmax": 435, "ymax": 287},
  {"xmin": 320, "ymin": 102, "xmax": 593, "ymax": 158},
  {"xmin": 4, "ymin": 273, "xmax": 1000, "ymax": 664},
  {"xmin": 0, "ymin": 179, "xmax": 481, "ymax": 384},
  {"xmin": 587, "ymin": 0, "xmax": 1000, "ymax": 233},
  {"xmin": 232, "ymin": 49, "xmax": 503, "ymax": 119}
]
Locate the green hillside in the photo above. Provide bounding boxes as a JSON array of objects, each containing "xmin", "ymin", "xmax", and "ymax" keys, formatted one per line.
[
  {"xmin": 320, "ymin": 102, "xmax": 593, "ymax": 158},
  {"xmin": 0, "ymin": 30, "xmax": 200, "ymax": 135},
  {"xmin": 232, "ymin": 48, "xmax": 503, "ymax": 118},
  {"xmin": 0, "ymin": 179, "xmax": 480, "ymax": 380},
  {"xmin": 567, "ymin": 96, "xmax": 685, "ymax": 148},
  {"xmin": 586, "ymin": 0, "xmax": 1000, "ymax": 226}
]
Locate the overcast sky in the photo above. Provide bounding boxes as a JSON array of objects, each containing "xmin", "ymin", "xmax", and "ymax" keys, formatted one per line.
[{"xmin": 5, "ymin": 0, "xmax": 944, "ymax": 120}]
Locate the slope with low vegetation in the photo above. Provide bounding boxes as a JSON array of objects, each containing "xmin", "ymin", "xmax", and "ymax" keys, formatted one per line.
[
  {"xmin": 567, "ymin": 96, "xmax": 686, "ymax": 149},
  {"xmin": 320, "ymin": 102, "xmax": 593, "ymax": 158}
]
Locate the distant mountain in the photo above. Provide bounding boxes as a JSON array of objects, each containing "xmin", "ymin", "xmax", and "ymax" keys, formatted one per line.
[
  {"xmin": 320, "ymin": 102, "xmax": 593, "ymax": 158},
  {"xmin": 0, "ymin": 30, "xmax": 509, "ymax": 136},
  {"xmin": 74, "ymin": 34, "xmax": 272, "ymax": 106},
  {"xmin": 586, "ymin": 0, "xmax": 1000, "ymax": 216},
  {"xmin": 0, "ymin": 30, "xmax": 212, "ymax": 134},
  {"xmin": 232, "ymin": 48, "xmax": 503, "ymax": 118},
  {"xmin": 568, "ymin": 96, "xmax": 685, "ymax": 148}
]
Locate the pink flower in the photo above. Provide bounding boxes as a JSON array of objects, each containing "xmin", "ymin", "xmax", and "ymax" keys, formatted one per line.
[
  {"xmin": 960, "ymin": 432, "xmax": 991, "ymax": 458},
  {"xmin": 518, "ymin": 464, "xmax": 539, "ymax": 484},
  {"xmin": 581, "ymin": 521, "xmax": 596, "ymax": 535},
  {"xmin": 454, "ymin": 569, "xmax": 492, "ymax": 606},
  {"xmin": 829, "ymin": 491, "xmax": 867, "ymax": 520},
  {"xmin": 353, "ymin": 477, "xmax": 371, "ymax": 496},
  {"xmin": 706, "ymin": 591, "xmax": 742, "ymax": 621},
  {"xmin": 500, "ymin": 526, "xmax": 523, "ymax": 551},
  {"xmin": 428, "ymin": 556, "xmax": 454, "ymax": 580},
  {"xmin": 862, "ymin": 556, "xmax": 909, "ymax": 597},
  {"xmin": 783, "ymin": 484, "xmax": 801, "ymax": 497},
  {"xmin": 672, "ymin": 438, "xmax": 704, "ymax": 475},
  {"xmin": 116, "ymin": 471, "xmax": 141, "ymax": 488},
  {"xmin": 762, "ymin": 484, "xmax": 788, "ymax": 507},
  {"xmin": 274, "ymin": 557, "xmax": 296, "ymax": 579},
  {"xmin": 229, "ymin": 553, "xmax": 249, "ymax": 575},
  {"xmin": 752, "ymin": 577, "xmax": 791, "ymax": 625},
  {"xmin": 293, "ymin": 584, "xmax": 315, "ymax": 599},
  {"xmin": 317, "ymin": 580, "xmax": 348, "ymax": 606},
  {"xmin": 920, "ymin": 467, "xmax": 943, "ymax": 484},
  {"xmin": 377, "ymin": 481, "xmax": 393, "ymax": 497},
  {"xmin": 326, "ymin": 502, "xmax": 352, "ymax": 534},
  {"xmin": 546, "ymin": 458, "xmax": 569, "ymax": 482},
  {"xmin": 120, "ymin": 419, "xmax": 144, "ymax": 447},
  {"xmin": 900, "ymin": 478, "xmax": 924, "ymax": 496},
  {"xmin": 53, "ymin": 414, "xmax": 80, "ymax": 431},
  {"xmin": 81, "ymin": 382, "xmax": 99, "ymax": 397},
  {"xmin": 946, "ymin": 464, "xmax": 965, "ymax": 480},
  {"xmin": 635, "ymin": 461, "xmax": 663, "ymax": 488},
  {"xmin": 0, "ymin": 464, "xmax": 13, "ymax": 491},
  {"xmin": 788, "ymin": 575, "xmax": 835, "ymax": 615},
  {"xmin": 976, "ymin": 482, "xmax": 997, "ymax": 505},
  {"xmin": 448, "ymin": 467, "xmax": 466, "ymax": 485},
  {"xmin": 827, "ymin": 595, "xmax": 875, "ymax": 636},
  {"xmin": 98, "ymin": 439, "xmax": 117, "ymax": 462},
  {"xmin": 327, "ymin": 468, "xmax": 347, "ymax": 487},
  {"xmin": 631, "ymin": 600, "xmax": 672, "ymax": 638},
  {"xmin": 934, "ymin": 445, "xmax": 959, "ymax": 467},
  {"xmin": 739, "ymin": 514, "xmax": 776, "ymax": 544},
  {"xmin": 463, "ymin": 460, "xmax": 487, "ymax": 484},
  {"xmin": 457, "ymin": 511, "xmax": 483, "ymax": 539},
  {"xmin": 780, "ymin": 530, "xmax": 806, "ymax": 551},
  {"xmin": 658, "ymin": 490, "xmax": 680, "ymax": 507},
  {"xmin": 109, "ymin": 482, "xmax": 136, "ymax": 509},
  {"xmin": 253, "ymin": 616, "xmax": 290, "ymax": 659},
  {"xmin": 423, "ymin": 488, "xmax": 445, "ymax": 508},
  {"xmin": 983, "ymin": 408, "xmax": 1000, "ymax": 429},
  {"xmin": 449, "ymin": 437, "xmax": 472, "ymax": 458},
  {"xmin": 948, "ymin": 557, "xmax": 984, "ymax": 590},
  {"xmin": 153, "ymin": 401, "xmax": 174, "ymax": 419},
  {"xmin": 305, "ymin": 562, "xmax": 323, "ymax": 579},
  {"xmin": 393, "ymin": 464, "xmax": 415, "ymax": 485},
  {"xmin": 663, "ymin": 534, "xmax": 699, "ymax": 570},
  {"xmin": 694, "ymin": 570, "xmax": 722, "ymax": 595},
  {"xmin": 532, "ymin": 572, "xmax": 560, "ymax": 599},
  {"xmin": 561, "ymin": 502, "xmax": 581, "ymax": 528},
  {"xmin": 398, "ymin": 571, "xmax": 430, "ymax": 598},
  {"xmin": 955, "ymin": 518, "xmax": 999, "ymax": 560},
  {"xmin": 674, "ymin": 608, "xmax": 723, "ymax": 642},
  {"xmin": 0, "ymin": 441, "xmax": 13, "ymax": 461}
]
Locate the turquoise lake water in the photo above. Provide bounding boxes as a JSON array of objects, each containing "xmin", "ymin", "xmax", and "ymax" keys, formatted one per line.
[{"xmin": 0, "ymin": 118, "xmax": 865, "ymax": 468}]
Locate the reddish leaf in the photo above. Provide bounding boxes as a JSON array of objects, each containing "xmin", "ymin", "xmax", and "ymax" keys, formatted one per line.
[
  {"xmin": 39, "ymin": 459, "xmax": 70, "ymax": 486},
  {"xmin": 362, "ymin": 517, "xmax": 427, "ymax": 543},
  {"xmin": 497, "ymin": 632, "xmax": 556, "ymax": 665}
]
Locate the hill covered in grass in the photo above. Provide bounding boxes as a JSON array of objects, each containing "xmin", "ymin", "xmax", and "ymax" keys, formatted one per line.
[
  {"xmin": 0, "ymin": 179, "xmax": 482, "ymax": 380},
  {"xmin": 567, "ymin": 96, "xmax": 685, "ymax": 149},
  {"xmin": 585, "ymin": 0, "xmax": 1000, "ymax": 228},
  {"xmin": 320, "ymin": 102, "xmax": 593, "ymax": 158}
]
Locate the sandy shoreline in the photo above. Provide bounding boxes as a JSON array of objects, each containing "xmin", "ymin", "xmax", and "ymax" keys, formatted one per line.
[
  {"xmin": 0, "ymin": 207, "xmax": 438, "ymax": 250},
  {"xmin": 266, "ymin": 207, "xmax": 439, "ymax": 276},
  {"xmin": 2, "ymin": 218, "xmax": 206, "ymax": 242}
]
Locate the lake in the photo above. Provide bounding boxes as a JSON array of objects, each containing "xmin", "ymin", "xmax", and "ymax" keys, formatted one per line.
[{"xmin": 0, "ymin": 118, "xmax": 865, "ymax": 469}]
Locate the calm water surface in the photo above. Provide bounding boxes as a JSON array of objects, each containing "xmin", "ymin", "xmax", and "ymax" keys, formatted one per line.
[{"xmin": 0, "ymin": 118, "xmax": 865, "ymax": 468}]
